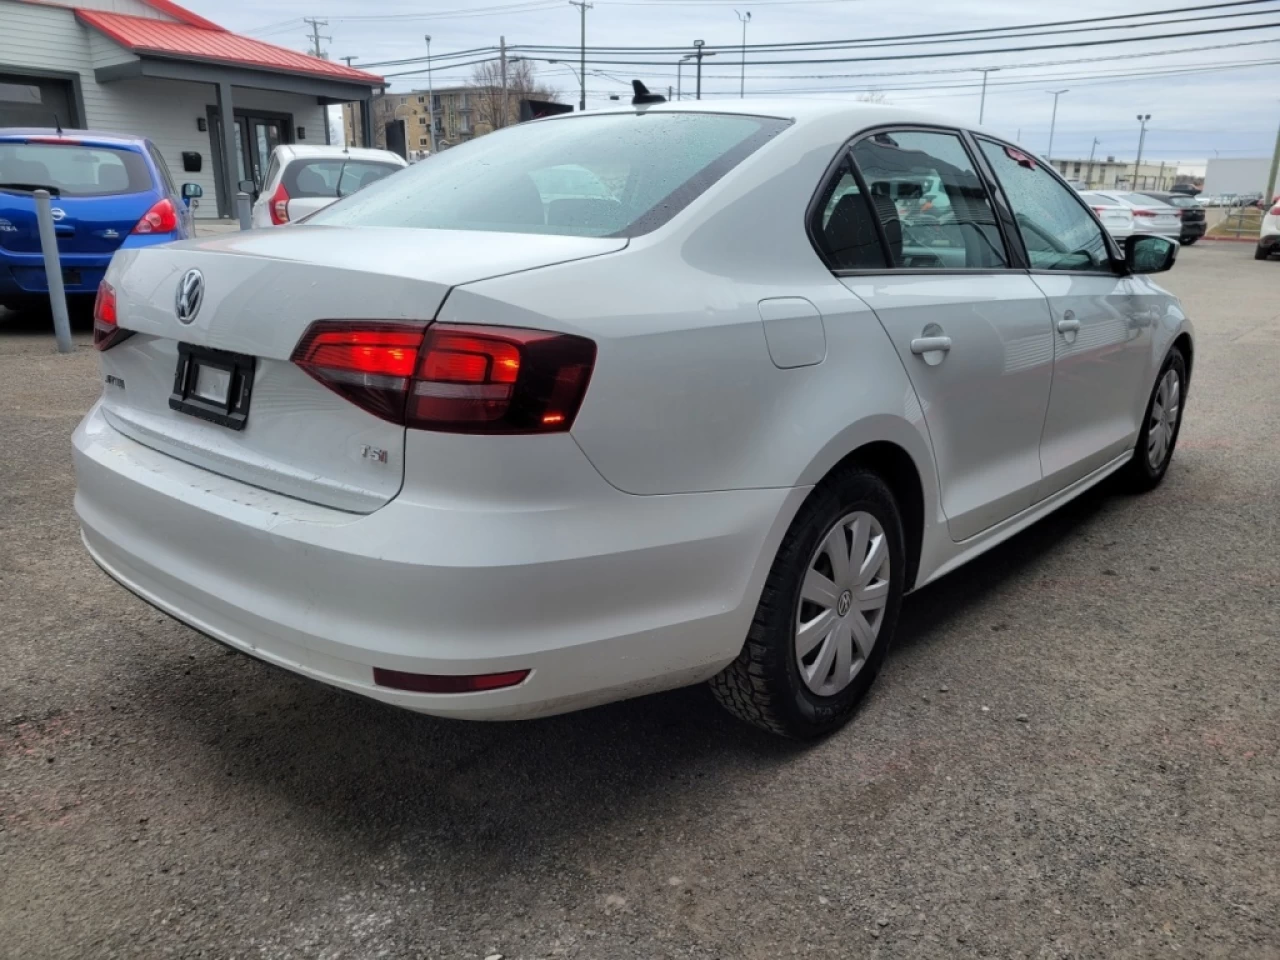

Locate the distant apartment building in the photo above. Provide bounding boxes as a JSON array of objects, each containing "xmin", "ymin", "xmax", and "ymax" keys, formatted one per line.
[
  {"xmin": 343, "ymin": 87, "xmax": 513, "ymax": 157},
  {"xmin": 1048, "ymin": 156, "xmax": 1184, "ymax": 191}
]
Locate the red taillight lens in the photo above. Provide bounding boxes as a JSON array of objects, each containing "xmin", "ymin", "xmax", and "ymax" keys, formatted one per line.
[
  {"xmin": 131, "ymin": 197, "xmax": 178, "ymax": 234},
  {"xmin": 92, "ymin": 280, "xmax": 131, "ymax": 350},
  {"xmin": 1090, "ymin": 206, "xmax": 1106, "ymax": 213},
  {"xmin": 1133, "ymin": 209, "xmax": 1156, "ymax": 219},
  {"xmin": 270, "ymin": 183, "xmax": 290, "ymax": 225},
  {"xmin": 1269, "ymin": 205, "xmax": 1280, "ymax": 216},
  {"xmin": 408, "ymin": 324, "xmax": 595, "ymax": 433},
  {"xmin": 291, "ymin": 321, "xmax": 426, "ymax": 421},
  {"xmin": 291, "ymin": 321, "xmax": 596, "ymax": 434},
  {"xmin": 372, "ymin": 667, "xmax": 530, "ymax": 694}
]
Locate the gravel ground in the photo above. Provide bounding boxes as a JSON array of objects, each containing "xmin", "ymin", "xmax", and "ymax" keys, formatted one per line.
[{"xmin": 1, "ymin": 243, "xmax": 1277, "ymax": 960}]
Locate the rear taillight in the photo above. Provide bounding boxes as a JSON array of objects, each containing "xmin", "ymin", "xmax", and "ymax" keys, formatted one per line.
[
  {"xmin": 93, "ymin": 280, "xmax": 131, "ymax": 350},
  {"xmin": 1090, "ymin": 206, "xmax": 1106, "ymax": 213},
  {"xmin": 270, "ymin": 183, "xmax": 290, "ymax": 224},
  {"xmin": 290, "ymin": 321, "xmax": 596, "ymax": 434},
  {"xmin": 1270, "ymin": 204, "xmax": 1280, "ymax": 216},
  {"xmin": 131, "ymin": 197, "xmax": 178, "ymax": 234},
  {"xmin": 1133, "ymin": 209, "xmax": 1158, "ymax": 219},
  {"xmin": 372, "ymin": 667, "xmax": 530, "ymax": 694}
]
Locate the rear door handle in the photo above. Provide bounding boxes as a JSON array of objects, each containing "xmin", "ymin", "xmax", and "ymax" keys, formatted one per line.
[{"xmin": 910, "ymin": 336, "xmax": 952, "ymax": 355}]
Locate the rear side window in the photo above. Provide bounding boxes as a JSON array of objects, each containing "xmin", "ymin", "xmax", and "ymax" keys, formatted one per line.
[
  {"xmin": 978, "ymin": 139, "xmax": 1111, "ymax": 273},
  {"xmin": 309, "ymin": 112, "xmax": 791, "ymax": 238},
  {"xmin": 852, "ymin": 130, "xmax": 1008, "ymax": 270},
  {"xmin": 811, "ymin": 157, "xmax": 887, "ymax": 270},
  {"xmin": 285, "ymin": 159, "xmax": 402, "ymax": 199},
  {"xmin": 147, "ymin": 144, "xmax": 176, "ymax": 194},
  {"xmin": 0, "ymin": 142, "xmax": 152, "ymax": 196}
]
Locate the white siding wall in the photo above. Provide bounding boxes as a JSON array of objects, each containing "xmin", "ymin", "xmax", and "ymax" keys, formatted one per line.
[
  {"xmin": 35, "ymin": 0, "xmax": 173, "ymax": 19},
  {"xmin": 2, "ymin": 0, "xmax": 329, "ymax": 217}
]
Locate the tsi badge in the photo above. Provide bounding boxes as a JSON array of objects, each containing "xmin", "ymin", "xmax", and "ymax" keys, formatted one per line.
[
  {"xmin": 175, "ymin": 268, "xmax": 204, "ymax": 324},
  {"xmin": 361, "ymin": 445, "xmax": 388, "ymax": 464}
]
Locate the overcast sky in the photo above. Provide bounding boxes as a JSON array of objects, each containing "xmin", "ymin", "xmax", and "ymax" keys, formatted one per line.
[{"xmin": 180, "ymin": 0, "xmax": 1280, "ymax": 166}]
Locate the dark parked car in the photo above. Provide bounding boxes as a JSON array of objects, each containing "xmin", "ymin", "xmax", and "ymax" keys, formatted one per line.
[{"xmin": 1134, "ymin": 190, "xmax": 1205, "ymax": 245}]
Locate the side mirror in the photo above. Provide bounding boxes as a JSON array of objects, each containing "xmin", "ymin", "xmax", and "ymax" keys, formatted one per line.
[
  {"xmin": 1125, "ymin": 234, "xmax": 1178, "ymax": 274},
  {"xmin": 237, "ymin": 179, "xmax": 256, "ymax": 195},
  {"xmin": 181, "ymin": 183, "xmax": 203, "ymax": 199}
]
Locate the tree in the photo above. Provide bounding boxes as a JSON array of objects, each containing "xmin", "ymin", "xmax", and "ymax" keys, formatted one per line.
[{"xmin": 469, "ymin": 59, "xmax": 559, "ymax": 131}]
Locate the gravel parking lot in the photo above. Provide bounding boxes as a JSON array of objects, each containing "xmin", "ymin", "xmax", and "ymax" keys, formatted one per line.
[{"xmin": 1, "ymin": 243, "xmax": 1277, "ymax": 959}]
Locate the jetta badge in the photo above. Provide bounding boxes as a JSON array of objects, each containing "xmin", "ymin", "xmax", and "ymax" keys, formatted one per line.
[{"xmin": 175, "ymin": 268, "xmax": 204, "ymax": 324}]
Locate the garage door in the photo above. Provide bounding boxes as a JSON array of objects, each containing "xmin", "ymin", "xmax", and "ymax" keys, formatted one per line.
[{"xmin": 0, "ymin": 74, "xmax": 74, "ymax": 129}]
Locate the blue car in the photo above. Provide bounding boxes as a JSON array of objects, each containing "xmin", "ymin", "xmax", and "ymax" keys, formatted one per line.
[{"xmin": 0, "ymin": 129, "xmax": 202, "ymax": 310}]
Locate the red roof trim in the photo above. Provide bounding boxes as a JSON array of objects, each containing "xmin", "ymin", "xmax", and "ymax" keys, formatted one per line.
[{"xmin": 75, "ymin": 10, "xmax": 384, "ymax": 85}]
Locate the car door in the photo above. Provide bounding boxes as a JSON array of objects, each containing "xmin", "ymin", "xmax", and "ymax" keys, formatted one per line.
[
  {"xmin": 976, "ymin": 139, "xmax": 1156, "ymax": 496},
  {"xmin": 831, "ymin": 128, "xmax": 1056, "ymax": 542}
]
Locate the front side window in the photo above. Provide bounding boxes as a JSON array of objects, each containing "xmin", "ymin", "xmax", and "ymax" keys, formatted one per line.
[
  {"xmin": 310, "ymin": 112, "xmax": 790, "ymax": 238},
  {"xmin": 0, "ymin": 142, "xmax": 152, "ymax": 196},
  {"xmin": 979, "ymin": 139, "xmax": 1112, "ymax": 273},
  {"xmin": 851, "ymin": 130, "xmax": 1008, "ymax": 270}
]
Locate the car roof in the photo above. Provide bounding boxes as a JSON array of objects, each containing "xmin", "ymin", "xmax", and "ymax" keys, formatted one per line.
[
  {"xmin": 0, "ymin": 128, "xmax": 150, "ymax": 149},
  {"xmin": 275, "ymin": 144, "xmax": 407, "ymax": 165}
]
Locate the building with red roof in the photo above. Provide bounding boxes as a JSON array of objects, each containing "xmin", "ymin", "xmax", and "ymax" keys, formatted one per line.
[{"xmin": 1, "ymin": 0, "xmax": 385, "ymax": 217}]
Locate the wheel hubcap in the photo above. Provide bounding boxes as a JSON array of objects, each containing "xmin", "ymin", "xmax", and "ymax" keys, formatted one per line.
[
  {"xmin": 795, "ymin": 511, "xmax": 891, "ymax": 697},
  {"xmin": 1148, "ymin": 368, "xmax": 1181, "ymax": 469}
]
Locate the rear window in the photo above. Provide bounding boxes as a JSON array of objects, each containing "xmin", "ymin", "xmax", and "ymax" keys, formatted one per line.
[
  {"xmin": 284, "ymin": 159, "xmax": 403, "ymax": 199},
  {"xmin": 0, "ymin": 141, "xmax": 152, "ymax": 197},
  {"xmin": 1160, "ymin": 195, "xmax": 1198, "ymax": 209},
  {"xmin": 309, "ymin": 112, "xmax": 791, "ymax": 238}
]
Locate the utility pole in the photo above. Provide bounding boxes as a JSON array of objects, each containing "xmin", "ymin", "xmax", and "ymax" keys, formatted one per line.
[
  {"xmin": 1266, "ymin": 113, "xmax": 1280, "ymax": 204},
  {"xmin": 1086, "ymin": 137, "xmax": 1100, "ymax": 188},
  {"xmin": 692, "ymin": 40, "xmax": 715, "ymax": 100},
  {"xmin": 977, "ymin": 67, "xmax": 997, "ymax": 124},
  {"xmin": 569, "ymin": 2, "xmax": 592, "ymax": 111},
  {"xmin": 303, "ymin": 18, "xmax": 330, "ymax": 59},
  {"xmin": 1135, "ymin": 113, "xmax": 1151, "ymax": 189},
  {"xmin": 424, "ymin": 35, "xmax": 436, "ymax": 153},
  {"xmin": 340, "ymin": 56, "xmax": 356, "ymax": 67},
  {"xmin": 678, "ymin": 54, "xmax": 695, "ymax": 101},
  {"xmin": 499, "ymin": 35, "xmax": 508, "ymax": 128},
  {"xmin": 735, "ymin": 10, "xmax": 751, "ymax": 98},
  {"xmin": 1046, "ymin": 89, "xmax": 1068, "ymax": 161}
]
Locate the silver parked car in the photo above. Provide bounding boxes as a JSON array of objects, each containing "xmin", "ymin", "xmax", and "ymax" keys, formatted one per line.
[
  {"xmin": 1079, "ymin": 191, "xmax": 1182, "ymax": 241},
  {"xmin": 75, "ymin": 102, "xmax": 1193, "ymax": 739}
]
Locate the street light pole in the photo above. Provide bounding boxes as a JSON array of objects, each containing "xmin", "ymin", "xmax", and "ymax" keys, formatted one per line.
[
  {"xmin": 569, "ymin": 1, "xmax": 592, "ymax": 111},
  {"xmin": 1046, "ymin": 89, "xmax": 1069, "ymax": 161},
  {"xmin": 735, "ymin": 10, "xmax": 751, "ymax": 98},
  {"xmin": 678, "ymin": 54, "xmax": 694, "ymax": 100},
  {"xmin": 424, "ymin": 35, "xmax": 436, "ymax": 154},
  {"xmin": 1135, "ymin": 113, "xmax": 1152, "ymax": 189},
  {"xmin": 691, "ymin": 40, "xmax": 715, "ymax": 100},
  {"xmin": 1086, "ymin": 137, "xmax": 1100, "ymax": 187},
  {"xmin": 977, "ymin": 67, "xmax": 997, "ymax": 124}
]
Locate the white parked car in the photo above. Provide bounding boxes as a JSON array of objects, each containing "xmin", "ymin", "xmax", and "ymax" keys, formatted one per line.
[
  {"xmin": 75, "ymin": 102, "xmax": 1193, "ymax": 739},
  {"xmin": 1255, "ymin": 198, "xmax": 1280, "ymax": 260},
  {"xmin": 250, "ymin": 145, "xmax": 407, "ymax": 227},
  {"xmin": 1079, "ymin": 191, "xmax": 1182, "ymax": 241}
]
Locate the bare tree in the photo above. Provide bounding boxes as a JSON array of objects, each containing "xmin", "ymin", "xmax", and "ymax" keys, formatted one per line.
[{"xmin": 469, "ymin": 59, "xmax": 560, "ymax": 131}]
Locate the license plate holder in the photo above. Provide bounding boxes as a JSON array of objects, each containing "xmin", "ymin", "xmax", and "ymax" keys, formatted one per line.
[{"xmin": 169, "ymin": 343, "xmax": 255, "ymax": 431}]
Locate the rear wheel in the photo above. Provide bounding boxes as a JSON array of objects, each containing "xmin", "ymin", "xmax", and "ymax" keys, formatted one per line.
[
  {"xmin": 709, "ymin": 467, "xmax": 906, "ymax": 738},
  {"xmin": 1181, "ymin": 236, "xmax": 1198, "ymax": 246},
  {"xmin": 1255, "ymin": 243, "xmax": 1271, "ymax": 261},
  {"xmin": 1121, "ymin": 348, "xmax": 1187, "ymax": 492}
]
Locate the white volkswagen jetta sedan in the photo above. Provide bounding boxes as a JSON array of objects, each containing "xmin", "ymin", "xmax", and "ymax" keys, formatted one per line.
[{"xmin": 74, "ymin": 100, "xmax": 1192, "ymax": 738}]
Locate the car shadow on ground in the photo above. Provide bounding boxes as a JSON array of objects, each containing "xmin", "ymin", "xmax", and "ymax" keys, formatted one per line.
[
  {"xmin": 112, "ymin": 472, "xmax": 1123, "ymax": 869},
  {"xmin": 0, "ymin": 303, "xmax": 95, "ymax": 335}
]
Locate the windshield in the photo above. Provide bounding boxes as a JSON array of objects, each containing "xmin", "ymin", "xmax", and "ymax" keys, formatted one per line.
[
  {"xmin": 0, "ymin": 141, "xmax": 152, "ymax": 196},
  {"xmin": 309, "ymin": 112, "xmax": 790, "ymax": 237}
]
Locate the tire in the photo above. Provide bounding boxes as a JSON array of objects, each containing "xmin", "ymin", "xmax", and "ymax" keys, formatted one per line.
[
  {"xmin": 1255, "ymin": 243, "xmax": 1270, "ymax": 261},
  {"xmin": 1181, "ymin": 236, "xmax": 1198, "ymax": 246},
  {"xmin": 709, "ymin": 466, "xmax": 906, "ymax": 739},
  {"xmin": 1121, "ymin": 347, "xmax": 1187, "ymax": 492}
]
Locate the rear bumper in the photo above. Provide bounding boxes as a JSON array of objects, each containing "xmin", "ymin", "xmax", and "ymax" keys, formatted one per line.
[
  {"xmin": 1180, "ymin": 221, "xmax": 1206, "ymax": 240},
  {"xmin": 74, "ymin": 403, "xmax": 804, "ymax": 720},
  {"xmin": 1257, "ymin": 233, "xmax": 1280, "ymax": 252}
]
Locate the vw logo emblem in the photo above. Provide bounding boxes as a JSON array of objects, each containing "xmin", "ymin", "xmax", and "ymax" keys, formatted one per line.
[
  {"xmin": 175, "ymin": 269, "xmax": 204, "ymax": 324},
  {"xmin": 50, "ymin": 207, "xmax": 66, "ymax": 222}
]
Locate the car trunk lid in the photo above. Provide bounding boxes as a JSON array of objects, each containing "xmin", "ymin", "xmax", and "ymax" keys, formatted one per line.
[{"xmin": 98, "ymin": 226, "xmax": 626, "ymax": 512}]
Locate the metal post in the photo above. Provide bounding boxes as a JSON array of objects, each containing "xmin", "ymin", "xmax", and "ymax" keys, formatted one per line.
[
  {"xmin": 236, "ymin": 192, "xmax": 252, "ymax": 231},
  {"xmin": 425, "ymin": 35, "xmax": 437, "ymax": 153},
  {"xmin": 1086, "ymin": 137, "xmax": 1099, "ymax": 188},
  {"xmin": 500, "ymin": 35, "xmax": 508, "ymax": 128},
  {"xmin": 736, "ymin": 10, "xmax": 751, "ymax": 98},
  {"xmin": 1135, "ymin": 114, "xmax": 1151, "ymax": 190},
  {"xmin": 1046, "ymin": 89, "xmax": 1068, "ymax": 161},
  {"xmin": 1264, "ymin": 114, "xmax": 1280, "ymax": 205},
  {"xmin": 978, "ymin": 68, "xmax": 997, "ymax": 124},
  {"xmin": 693, "ymin": 40, "xmax": 712, "ymax": 101},
  {"xmin": 570, "ymin": 1, "xmax": 592, "ymax": 112},
  {"xmin": 33, "ymin": 190, "xmax": 73, "ymax": 354},
  {"xmin": 677, "ymin": 57, "xmax": 685, "ymax": 100}
]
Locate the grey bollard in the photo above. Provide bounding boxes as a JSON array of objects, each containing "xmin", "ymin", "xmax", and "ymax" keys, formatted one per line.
[
  {"xmin": 33, "ymin": 190, "xmax": 74, "ymax": 354},
  {"xmin": 236, "ymin": 192, "xmax": 253, "ymax": 231}
]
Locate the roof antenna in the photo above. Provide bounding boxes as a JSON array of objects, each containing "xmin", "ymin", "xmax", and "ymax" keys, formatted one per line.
[
  {"xmin": 631, "ymin": 80, "xmax": 666, "ymax": 106},
  {"xmin": 53, "ymin": 113, "xmax": 63, "ymax": 136}
]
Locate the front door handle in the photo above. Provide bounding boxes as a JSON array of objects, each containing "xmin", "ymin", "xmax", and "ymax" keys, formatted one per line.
[
  {"xmin": 1057, "ymin": 318, "xmax": 1081, "ymax": 333},
  {"xmin": 910, "ymin": 335, "xmax": 952, "ymax": 355}
]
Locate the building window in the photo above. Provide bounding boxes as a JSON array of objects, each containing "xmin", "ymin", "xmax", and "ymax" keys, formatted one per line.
[
  {"xmin": 418, "ymin": 95, "xmax": 425, "ymax": 103},
  {"xmin": 419, "ymin": 116, "xmax": 427, "ymax": 126},
  {"xmin": 420, "ymin": 137, "xmax": 429, "ymax": 146},
  {"xmin": 399, "ymin": 96, "xmax": 407, "ymax": 105}
]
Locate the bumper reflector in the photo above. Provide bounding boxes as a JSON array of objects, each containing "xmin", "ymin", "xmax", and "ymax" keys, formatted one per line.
[{"xmin": 372, "ymin": 667, "xmax": 530, "ymax": 694}]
